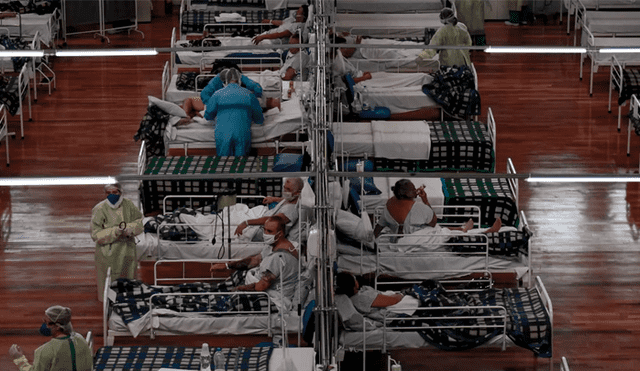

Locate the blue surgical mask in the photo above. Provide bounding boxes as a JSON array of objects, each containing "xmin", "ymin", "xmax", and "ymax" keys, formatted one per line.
[
  {"xmin": 107, "ymin": 194, "xmax": 120, "ymax": 205},
  {"xmin": 39, "ymin": 322, "xmax": 52, "ymax": 337}
]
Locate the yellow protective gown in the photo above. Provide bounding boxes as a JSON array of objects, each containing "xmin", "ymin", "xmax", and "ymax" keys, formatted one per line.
[
  {"xmin": 13, "ymin": 334, "xmax": 93, "ymax": 371},
  {"xmin": 91, "ymin": 198, "xmax": 143, "ymax": 301},
  {"xmin": 455, "ymin": 0, "xmax": 485, "ymax": 36},
  {"xmin": 418, "ymin": 23, "xmax": 472, "ymax": 67}
]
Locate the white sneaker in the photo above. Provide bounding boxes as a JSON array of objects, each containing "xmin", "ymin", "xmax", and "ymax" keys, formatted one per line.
[{"xmin": 504, "ymin": 21, "xmax": 520, "ymax": 26}]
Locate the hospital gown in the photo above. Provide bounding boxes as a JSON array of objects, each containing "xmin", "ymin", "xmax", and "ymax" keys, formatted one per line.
[
  {"xmin": 13, "ymin": 333, "xmax": 93, "ymax": 371},
  {"xmin": 280, "ymin": 49, "xmax": 311, "ymax": 80},
  {"xmin": 204, "ymin": 83, "xmax": 264, "ymax": 156},
  {"xmin": 91, "ymin": 198, "xmax": 143, "ymax": 301},
  {"xmin": 377, "ymin": 201, "xmax": 435, "ymax": 235},
  {"xmin": 258, "ymin": 249, "xmax": 299, "ymax": 310},
  {"xmin": 418, "ymin": 23, "xmax": 472, "ymax": 67},
  {"xmin": 200, "ymin": 74, "xmax": 263, "ymax": 103}
]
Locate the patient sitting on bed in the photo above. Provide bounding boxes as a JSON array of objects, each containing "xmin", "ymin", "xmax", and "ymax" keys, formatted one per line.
[
  {"xmin": 374, "ymin": 179, "xmax": 501, "ymax": 239},
  {"xmin": 252, "ymin": 5, "xmax": 308, "ymax": 45},
  {"xmin": 211, "ymin": 215, "xmax": 299, "ymax": 308}
]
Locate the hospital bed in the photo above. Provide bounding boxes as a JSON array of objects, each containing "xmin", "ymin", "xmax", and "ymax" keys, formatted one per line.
[
  {"xmin": 332, "ymin": 107, "xmax": 495, "ymax": 173},
  {"xmin": 334, "ymin": 0, "xmax": 448, "ymax": 13},
  {"xmin": 170, "ymin": 28, "xmax": 284, "ymax": 75},
  {"xmin": 0, "ymin": 10, "xmax": 60, "ymax": 47},
  {"xmin": 102, "ymin": 266, "xmax": 308, "ymax": 346},
  {"xmin": 340, "ymin": 63, "xmax": 479, "ymax": 120},
  {"xmin": 610, "ymin": 55, "xmax": 640, "ymax": 131},
  {"xmin": 336, "ymin": 276, "xmax": 552, "ymax": 363},
  {"xmin": 579, "ymin": 25, "xmax": 640, "ymax": 96},
  {"xmin": 565, "ymin": 0, "xmax": 640, "ymax": 36},
  {"xmin": 344, "ymin": 38, "xmax": 439, "ymax": 73},
  {"xmin": 345, "ymin": 158, "xmax": 520, "ymax": 229},
  {"xmin": 161, "ymin": 60, "xmax": 283, "ymax": 106},
  {"xmin": 93, "ymin": 345, "xmax": 315, "ymax": 371},
  {"xmin": 573, "ymin": 5, "xmax": 640, "ymax": 46},
  {"xmin": 337, "ymin": 206, "xmax": 532, "ymax": 288},
  {"xmin": 332, "ymin": 12, "xmax": 445, "ymax": 39},
  {"xmin": 179, "ymin": 0, "xmax": 290, "ymax": 39},
  {"xmin": 137, "ymin": 149, "xmax": 309, "ymax": 213},
  {"xmin": 626, "ymin": 94, "xmax": 639, "ymax": 157},
  {"xmin": 157, "ymin": 87, "xmax": 308, "ymax": 156},
  {"xmin": 136, "ymin": 195, "xmax": 271, "ymax": 261},
  {"xmin": 0, "ymin": 63, "xmax": 32, "ymax": 139}
]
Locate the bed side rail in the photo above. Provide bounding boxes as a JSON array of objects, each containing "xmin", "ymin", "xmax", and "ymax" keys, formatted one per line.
[
  {"xmin": 487, "ymin": 107, "xmax": 496, "ymax": 170},
  {"xmin": 162, "ymin": 61, "xmax": 170, "ymax": 101},
  {"xmin": 609, "ymin": 54, "xmax": 624, "ymax": 114},
  {"xmin": 381, "ymin": 303, "xmax": 508, "ymax": 353},
  {"xmin": 351, "ymin": 57, "xmax": 439, "ymax": 73},
  {"xmin": 506, "ymin": 158, "xmax": 519, "ymax": 211},
  {"xmin": 162, "ymin": 194, "xmax": 265, "ymax": 214},
  {"xmin": 147, "ymin": 290, "xmax": 273, "ymax": 339},
  {"xmin": 200, "ymin": 54, "xmax": 283, "ymax": 74},
  {"xmin": 171, "ymin": 27, "xmax": 177, "ymax": 75}
]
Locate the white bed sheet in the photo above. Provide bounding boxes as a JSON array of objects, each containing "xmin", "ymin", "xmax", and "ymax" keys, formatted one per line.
[
  {"xmin": 337, "ymin": 250, "xmax": 529, "ymax": 280},
  {"xmin": 176, "ymin": 36, "xmax": 281, "ymax": 66},
  {"xmin": 371, "ymin": 120, "xmax": 431, "ymax": 160},
  {"xmin": 165, "ymin": 98, "xmax": 304, "ymax": 148},
  {"xmin": 334, "ymin": 13, "xmax": 443, "ymax": 38},
  {"xmin": 355, "ymin": 72, "xmax": 437, "ymax": 114},
  {"xmin": 0, "ymin": 13, "xmax": 53, "ymax": 45},
  {"xmin": 108, "ymin": 309, "xmax": 301, "ymax": 338},
  {"xmin": 332, "ymin": 122, "xmax": 374, "ymax": 156},
  {"xmin": 336, "ymin": 0, "xmax": 444, "ymax": 13},
  {"xmin": 583, "ymin": 11, "xmax": 640, "ymax": 35}
]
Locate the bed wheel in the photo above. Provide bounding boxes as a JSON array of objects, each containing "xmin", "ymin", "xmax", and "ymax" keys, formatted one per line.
[
  {"xmin": 608, "ymin": 110, "xmax": 611, "ymax": 114},
  {"xmin": 28, "ymin": 118, "xmax": 32, "ymax": 122},
  {"xmin": 589, "ymin": 93, "xmax": 592, "ymax": 97},
  {"xmin": 11, "ymin": 134, "xmax": 15, "ymax": 139},
  {"xmin": 34, "ymin": 99, "xmax": 37, "ymax": 103}
]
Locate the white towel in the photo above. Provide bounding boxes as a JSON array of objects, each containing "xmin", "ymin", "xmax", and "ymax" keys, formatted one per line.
[
  {"xmin": 371, "ymin": 120, "xmax": 431, "ymax": 160},
  {"xmin": 214, "ymin": 13, "xmax": 246, "ymax": 23}
]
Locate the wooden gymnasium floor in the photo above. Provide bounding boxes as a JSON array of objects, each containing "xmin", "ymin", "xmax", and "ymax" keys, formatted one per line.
[{"xmin": 1, "ymin": 8, "xmax": 640, "ymax": 371}]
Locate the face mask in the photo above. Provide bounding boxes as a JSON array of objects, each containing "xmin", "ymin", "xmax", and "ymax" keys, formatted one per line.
[
  {"xmin": 107, "ymin": 194, "xmax": 120, "ymax": 205},
  {"xmin": 39, "ymin": 322, "xmax": 52, "ymax": 337},
  {"xmin": 283, "ymin": 191, "xmax": 296, "ymax": 201},
  {"xmin": 263, "ymin": 232, "xmax": 278, "ymax": 245}
]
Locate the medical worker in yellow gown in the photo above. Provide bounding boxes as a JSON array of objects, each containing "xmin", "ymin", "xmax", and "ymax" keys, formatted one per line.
[
  {"xmin": 9, "ymin": 306, "xmax": 93, "ymax": 371},
  {"xmin": 416, "ymin": 8, "xmax": 472, "ymax": 68},
  {"xmin": 91, "ymin": 183, "xmax": 143, "ymax": 301}
]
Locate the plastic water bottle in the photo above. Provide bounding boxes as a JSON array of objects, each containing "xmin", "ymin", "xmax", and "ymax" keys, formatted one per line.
[
  {"xmin": 200, "ymin": 343, "xmax": 211, "ymax": 371},
  {"xmin": 213, "ymin": 350, "xmax": 225, "ymax": 371}
]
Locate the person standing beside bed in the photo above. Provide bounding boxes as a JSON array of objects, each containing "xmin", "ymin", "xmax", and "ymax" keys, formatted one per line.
[
  {"xmin": 91, "ymin": 183, "xmax": 143, "ymax": 302},
  {"xmin": 416, "ymin": 7, "xmax": 472, "ymax": 68},
  {"xmin": 203, "ymin": 67, "xmax": 264, "ymax": 156},
  {"xmin": 200, "ymin": 69, "xmax": 263, "ymax": 103}
]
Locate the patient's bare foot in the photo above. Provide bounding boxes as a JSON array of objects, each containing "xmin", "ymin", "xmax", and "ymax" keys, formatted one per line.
[
  {"xmin": 461, "ymin": 219, "xmax": 474, "ymax": 233},
  {"xmin": 485, "ymin": 218, "xmax": 502, "ymax": 233}
]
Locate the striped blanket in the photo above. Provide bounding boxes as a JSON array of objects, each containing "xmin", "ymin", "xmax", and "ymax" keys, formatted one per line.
[{"xmin": 393, "ymin": 281, "xmax": 551, "ymax": 357}]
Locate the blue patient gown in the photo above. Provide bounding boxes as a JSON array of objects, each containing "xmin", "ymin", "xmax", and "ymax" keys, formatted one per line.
[
  {"xmin": 204, "ymin": 83, "xmax": 264, "ymax": 156},
  {"xmin": 200, "ymin": 74, "xmax": 263, "ymax": 103}
]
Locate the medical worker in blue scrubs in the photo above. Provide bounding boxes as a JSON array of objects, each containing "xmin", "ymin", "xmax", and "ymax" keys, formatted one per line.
[
  {"xmin": 200, "ymin": 70, "xmax": 263, "ymax": 103},
  {"xmin": 204, "ymin": 68, "xmax": 264, "ymax": 156}
]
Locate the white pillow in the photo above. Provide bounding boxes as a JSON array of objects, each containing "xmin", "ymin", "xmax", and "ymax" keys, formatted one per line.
[
  {"xmin": 148, "ymin": 96, "xmax": 188, "ymax": 118},
  {"xmin": 336, "ymin": 209, "xmax": 374, "ymax": 244}
]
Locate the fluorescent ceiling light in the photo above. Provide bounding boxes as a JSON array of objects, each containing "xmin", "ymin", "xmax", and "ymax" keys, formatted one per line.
[
  {"xmin": 0, "ymin": 50, "xmax": 44, "ymax": 57},
  {"xmin": 527, "ymin": 176, "xmax": 640, "ymax": 183},
  {"xmin": 0, "ymin": 176, "xmax": 117, "ymax": 186},
  {"xmin": 56, "ymin": 49, "xmax": 158, "ymax": 57},
  {"xmin": 599, "ymin": 48, "xmax": 640, "ymax": 54},
  {"xmin": 485, "ymin": 46, "xmax": 587, "ymax": 54}
]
